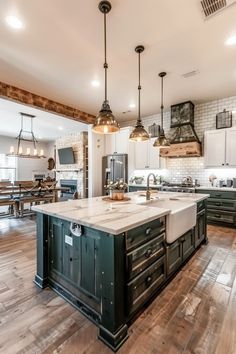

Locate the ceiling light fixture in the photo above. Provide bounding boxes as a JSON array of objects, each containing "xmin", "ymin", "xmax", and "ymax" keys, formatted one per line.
[
  {"xmin": 153, "ymin": 72, "xmax": 170, "ymax": 148},
  {"xmin": 8, "ymin": 113, "xmax": 45, "ymax": 159},
  {"xmin": 58, "ymin": 126, "xmax": 63, "ymax": 131},
  {"xmin": 91, "ymin": 80, "xmax": 100, "ymax": 87},
  {"xmin": 5, "ymin": 15, "xmax": 23, "ymax": 29},
  {"xmin": 92, "ymin": 1, "xmax": 119, "ymax": 134},
  {"xmin": 225, "ymin": 35, "xmax": 236, "ymax": 46},
  {"xmin": 129, "ymin": 46, "xmax": 149, "ymax": 142},
  {"xmin": 129, "ymin": 103, "xmax": 136, "ymax": 108}
]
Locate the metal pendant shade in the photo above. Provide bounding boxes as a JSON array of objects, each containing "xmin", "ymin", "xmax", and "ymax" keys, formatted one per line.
[
  {"xmin": 92, "ymin": 1, "xmax": 119, "ymax": 134},
  {"xmin": 129, "ymin": 46, "xmax": 149, "ymax": 142},
  {"xmin": 153, "ymin": 72, "xmax": 170, "ymax": 147}
]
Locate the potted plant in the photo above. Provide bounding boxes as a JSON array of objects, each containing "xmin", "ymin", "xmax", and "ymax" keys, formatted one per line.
[
  {"xmin": 133, "ymin": 176, "xmax": 144, "ymax": 185},
  {"xmin": 105, "ymin": 179, "xmax": 128, "ymax": 200}
]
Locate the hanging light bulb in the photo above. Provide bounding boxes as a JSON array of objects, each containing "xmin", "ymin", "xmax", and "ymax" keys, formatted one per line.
[
  {"xmin": 153, "ymin": 72, "xmax": 170, "ymax": 148},
  {"xmin": 33, "ymin": 149, "xmax": 38, "ymax": 156},
  {"xmin": 26, "ymin": 147, "xmax": 30, "ymax": 155},
  {"xmin": 10, "ymin": 146, "xmax": 14, "ymax": 154},
  {"xmin": 129, "ymin": 46, "xmax": 149, "ymax": 142},
  {"xmin": 18, "ymin": 146, "xmax": 22, "ymax": 154},
  {"xmin": 92, "ymin": 1, "xmax": 119, "ymax": 134}
]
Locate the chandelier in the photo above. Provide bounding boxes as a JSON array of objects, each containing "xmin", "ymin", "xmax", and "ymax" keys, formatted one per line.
[{"xmin": 8, "ymin": 112, "xmax": 46, "ymax": 159}]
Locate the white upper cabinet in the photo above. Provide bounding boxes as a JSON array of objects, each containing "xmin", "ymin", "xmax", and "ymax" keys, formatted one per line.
[
  {"xmin": 105, "ymin": 128, "xmax": 130, "ymax": 155},
  {"xmin": 134, "ymin": 138, "xmax": 165, "ymax": 170},
  {"xmin": 204, "ymin": 128, "xmax": 236, "ymax": 167},
  {"xmin": 226, "ymin": 128, "xmax": 236, "ymax": 166}
]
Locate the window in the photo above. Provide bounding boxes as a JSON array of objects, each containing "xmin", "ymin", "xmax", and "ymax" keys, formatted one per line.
[{"xmin": 0, "ymin": 154, "xmax": 17, "ymax": 182}]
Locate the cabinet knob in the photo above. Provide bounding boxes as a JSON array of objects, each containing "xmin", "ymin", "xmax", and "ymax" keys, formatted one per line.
[
  {"xmin": 146, "ymin": 276, "xmax": 152, "ymax": 285},
  {"xmin": 222, "ymin": 163, "xmax": 225, "ymax": 166},
  {"xmin": 145, "ymin": 249, "xmax": 152, "ymax": 258},
  {"xmin": 226, "ymin": 163, "xmax": 229, "ymax": 166},
  {"xmin": 145, "ymin": 227, "xmax": 152, "ymax": 236}
]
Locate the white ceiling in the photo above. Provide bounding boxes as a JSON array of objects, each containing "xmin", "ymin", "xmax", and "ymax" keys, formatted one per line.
[
  {"xmin": 0, "ymin": 98, "xmax": 87, "ymax": 141},
  {"xmin": 0, "ymin": 0, "xmax": 236, "ymax": 123}
]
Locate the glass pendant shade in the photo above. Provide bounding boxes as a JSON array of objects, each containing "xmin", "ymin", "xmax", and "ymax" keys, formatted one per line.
[
  {"xmin": 93, "ymin": 100, "xmax": 119, "ymax": 134},
  {"xmin": 92, "ymin": 1, "xmax": 119, "ymax": 134},
  {"xmin": 129, "ymin": 45, "xmax": 149, "ymax": 142},
  {"xmin": 153, "ymin": 72, "xmax": 170, "ymax": 148},
  {"xmin": 129, "ymin": 122, "xmax": 149, "ymax": 142}
]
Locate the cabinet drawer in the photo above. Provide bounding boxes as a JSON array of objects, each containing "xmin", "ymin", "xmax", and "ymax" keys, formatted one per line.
[
  {"xmin": 166, "ymin": 240, "xmax": 182, "ymax": 276},
  {"xmin": 207, "ymin": 198, "xmax": 236, "ymax": 211},
  {"xmin": 198, "ymin": 189, "xmax": 236, "ymax": 200},
  {"xmin": 126, "ymin": 217, "xmax": 165, "ymax": 251},
  {"xmin": 126, "ymin": 255, "xmax": 166, "ymax": 315},
  {"xmin": 207, "ymin": 209, "xmax": 236, "ymax": 225},
  {"xmin": 197, "ymin": 200, "xmax": 205, "ymax": 213},
  {"xmin": 126, "ymin": 233, "xmax": 165, "ymax": 280}
]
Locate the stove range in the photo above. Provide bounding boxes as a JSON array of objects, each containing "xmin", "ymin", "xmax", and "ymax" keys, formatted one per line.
[{"xmin": 161, "ymin": 183, "xmax": 195, "ymax": 193}]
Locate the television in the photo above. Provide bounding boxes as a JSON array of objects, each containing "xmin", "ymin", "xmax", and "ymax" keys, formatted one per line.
[{"xmin": 58, "ymin": 147, "xmax": 75, "ymax": 165}]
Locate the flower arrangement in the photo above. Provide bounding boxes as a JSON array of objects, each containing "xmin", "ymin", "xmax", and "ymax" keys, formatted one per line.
[{"xmin": 105, "ymin": 179, "xmax": 128, "ymax": 191}]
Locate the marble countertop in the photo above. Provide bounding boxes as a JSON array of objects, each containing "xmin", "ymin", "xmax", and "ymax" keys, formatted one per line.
[
  {"xmin": 32, "ymin": 191, "xmax": 209, "ymax": 235},
  {"xmin": 196, "ymin": 186, "xmax": 236, "ymax": 192}
]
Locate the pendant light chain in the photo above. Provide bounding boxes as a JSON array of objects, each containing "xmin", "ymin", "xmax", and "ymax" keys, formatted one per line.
[{"xmin": 161, "ymin": 74, "xmax": 164, "ymax": 130}]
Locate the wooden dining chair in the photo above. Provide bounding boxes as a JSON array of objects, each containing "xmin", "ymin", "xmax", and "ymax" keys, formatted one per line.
[{"xmin": 0, "ymin": 181, "xmax": 15, "ymax": 217}]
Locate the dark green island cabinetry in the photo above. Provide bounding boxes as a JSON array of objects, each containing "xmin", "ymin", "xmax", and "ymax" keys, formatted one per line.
[{"xmin": 34, "ymin": 199, "xmax": 207, "ymax": 351}]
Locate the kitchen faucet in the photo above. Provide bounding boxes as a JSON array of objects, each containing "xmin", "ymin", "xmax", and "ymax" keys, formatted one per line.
[{"xmin": 146, "ymin": 173, "xmax": 157, "ymax": 200}]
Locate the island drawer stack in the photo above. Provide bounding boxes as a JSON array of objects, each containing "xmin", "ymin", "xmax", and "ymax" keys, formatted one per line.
[
  {"xmin": 196, "ymin": 189, "xmax": 236, "ymax": 227},
  {"xmin": 125, "ymin": 217, "xmax": 166, "ymax": 315}
]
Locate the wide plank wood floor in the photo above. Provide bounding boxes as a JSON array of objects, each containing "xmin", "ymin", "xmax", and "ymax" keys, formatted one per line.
[{"xmin": 0, "ymin": 217, "xmax": 236, "ymax": 354}]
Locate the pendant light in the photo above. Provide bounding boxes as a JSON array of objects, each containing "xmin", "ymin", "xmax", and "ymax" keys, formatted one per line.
[
  {"xmin": 8, "ymin": 113, "xmax": 46, "ymax": 159},
  {"xmin": 129, "ymin": 46, "xmax": 149, "ymax": 142},
  {"xmin": 92, "ymin": 1, "xmax": 119, "ymax": 134},
  {"xmin": 153, "ymin": 72, "xmax": 170, "ymax": 147}
]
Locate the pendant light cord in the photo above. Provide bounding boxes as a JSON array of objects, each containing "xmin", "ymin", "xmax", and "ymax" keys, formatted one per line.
[
  {"xmin": 104, "ymin": 11, "xmax": 108, "ymax": 102},
  {"xmin": 161, "ymin": 75, "xmax": 164, "ymax": 129},
  {"xmin": 138, "ymin": 51, "xmax": 141, "ymax": 123}
]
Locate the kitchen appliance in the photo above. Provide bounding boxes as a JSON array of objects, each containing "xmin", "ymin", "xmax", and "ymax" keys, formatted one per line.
[
  {"xmin": 102, "ymin": 154, "xmax": 128, "ymax": 195},
  {"xmin": 227, "ymin": 179, "xmax": 233, "ymax": 187},
  {"xmin": 161, "ymin": 182, "xmax": 195, "ymax": 193},
  {"xmin": 233, "ymin": 178, "xmax": 236, "ymax": 189}
]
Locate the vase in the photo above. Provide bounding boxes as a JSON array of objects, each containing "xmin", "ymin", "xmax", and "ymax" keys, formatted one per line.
[{"xmin": 110, "ymin": 190, "xmax": 125, "ymax": 200}]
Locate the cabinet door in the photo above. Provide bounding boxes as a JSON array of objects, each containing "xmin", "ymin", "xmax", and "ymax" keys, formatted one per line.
[
  {"xmin": 115, "ymin": 129, "xmax": 129, "ymax": 154},
  {"xmin": 49, "ymin": 218, "xmax": 63, "ymax": 276},
  {"xmin": 195, "ymin": 209, "xmax": 206, "ymax": 248},
  {"xmin": 166, "ymin": 240, "xmax": 182, "ymax": 276},
  {"xmin": 182, "ymin": 229, "xmax": 195, "ymax": 261},
  {"xmin": 134, "ymin": 140, "xmax": 149, "ymax": 169},
  {"xmin": 148, "ymin": 138, "xmax": 162, "ymax": 169},
  {"xmin": 204, "ymin": 130, "xmax": 226, "ymax": 167},
  {"xmin": 226, "ymin": 128, "xmax": 236, "ymax": 166}
]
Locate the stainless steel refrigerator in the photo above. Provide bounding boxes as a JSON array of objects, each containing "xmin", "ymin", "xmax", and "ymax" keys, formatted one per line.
[{"xmin": 102, "ymin": 154, "xmax": 128, "ymax": 195}]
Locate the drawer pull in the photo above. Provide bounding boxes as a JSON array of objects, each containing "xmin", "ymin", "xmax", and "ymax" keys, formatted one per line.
[
  {"xmin": 145, "ymin": 249, "xmax": 152, "ymax": 258},
  {"xmin": 146, "ymin": 276, "xmax": 152, "ymax": 285},
  {"xmin": 215, "ymin": 194, "xmax": 222, "ymax": 197},
  {"xmin": 215, "ymin": 202, "xmax": 221, "ymax": 206},
  {"xmin": 215, "ymin": 214, "xmax": 221, "ymax": 218},
  {"xmin": 145, "ymin": 227, "xmax": 152, "ymax": 236}
]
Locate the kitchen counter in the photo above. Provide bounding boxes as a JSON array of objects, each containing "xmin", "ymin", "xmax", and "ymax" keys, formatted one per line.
[
  {"xmin": 32, "ymin": 191, "xmax": 208, "ymax": 235},
  {"xmin": 196, "ymin": 186, "xmax": 236, "ymax": 192}
]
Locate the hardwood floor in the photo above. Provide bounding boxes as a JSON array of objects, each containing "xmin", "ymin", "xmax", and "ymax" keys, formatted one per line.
[{"xmin": 0, "ymin": 218, "xmax": 236, "ymax": 354}]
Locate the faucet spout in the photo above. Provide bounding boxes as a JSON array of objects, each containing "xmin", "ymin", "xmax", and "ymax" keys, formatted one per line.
[{"xmin": 146, "ymin": 173, "xmax": 157, "ymax": 200}]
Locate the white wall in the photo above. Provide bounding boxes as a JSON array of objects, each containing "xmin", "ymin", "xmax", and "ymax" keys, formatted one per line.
[
  {"xmin": 122, "ymin": 95, "xmax": 236, "ymax": 186},
  {"xmin": 88, "ymin": 125, "xmax": 105, "ymax": 197},
  {"xmin": 0, "ymin": 135, "xmax": 54, "ymax": 181}
]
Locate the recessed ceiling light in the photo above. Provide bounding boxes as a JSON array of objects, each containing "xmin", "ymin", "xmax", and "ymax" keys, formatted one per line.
[
  {"xmin": 225, "ymin": 35, "xmax": 236, "ymax": 46},
  {"xmin": 129, "ymin": 103, "xmax": 136, "ymax": 108},
  {"xmin": 91, "ymin": 80, "xmax": 100, "ymax": 87},
  {"xmin": 5, "ymin": 15, "xmax": 23, "ymax": 29},
  {"xmin": 38, "ymin": 136, "xmax": 42, "ymax": 140},
  {"xmin": 58, "ymin": 126, "xmax": 63, "ymax": 131}
]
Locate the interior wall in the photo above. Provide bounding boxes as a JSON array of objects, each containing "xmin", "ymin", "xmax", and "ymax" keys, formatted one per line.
[
  {"xmin": 122, "ymin": 95, "xmax": 236, "ymax": 186},
  {"xmin": 0, "ymin": 135, "xmax": 53, "ymax": 181}
]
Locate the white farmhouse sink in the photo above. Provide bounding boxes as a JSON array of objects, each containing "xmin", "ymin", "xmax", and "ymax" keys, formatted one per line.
[{"xmin": 143, "ymin": 199, "xmax": 197, "ymax": 244}]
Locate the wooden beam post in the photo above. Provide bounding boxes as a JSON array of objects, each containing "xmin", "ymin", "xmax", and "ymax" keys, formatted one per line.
[{"xmin": 0, "ymin": 81, "xmax": 95, "ymax": 125}]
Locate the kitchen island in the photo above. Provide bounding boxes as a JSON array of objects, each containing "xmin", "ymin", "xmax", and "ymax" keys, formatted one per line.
[{"xmin": 33, "ymin": 191, "xmax": 209, "ymax": 351}]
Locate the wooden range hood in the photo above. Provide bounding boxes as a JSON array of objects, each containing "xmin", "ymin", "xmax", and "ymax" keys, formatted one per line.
[{"xmin": 160, "ymin": 141, "xmax": 201, "ymax": 158}]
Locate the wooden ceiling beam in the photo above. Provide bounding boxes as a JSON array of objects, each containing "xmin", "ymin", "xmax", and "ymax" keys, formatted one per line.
[{"xmin": 0, "ymin": 81, "xmax": 95, "ymax": 125}]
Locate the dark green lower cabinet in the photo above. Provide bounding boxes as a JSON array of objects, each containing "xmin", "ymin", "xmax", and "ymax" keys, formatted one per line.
[
  {"xmin": 195, "ymin": 209, "xmax": 206, "ymax": 248},
  {"xmin": 166, "ymin": 239, "xmax": 182, "ymax": 276},
  {"xmin": 182, "ymin": 229, "xmax": 195, "ymax": 260}
]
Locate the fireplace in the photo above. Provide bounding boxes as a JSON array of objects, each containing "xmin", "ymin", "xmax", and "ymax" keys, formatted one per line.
[{"xmin": 60, "ymin": 179, "xmax": 77, "ymax": 200}]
